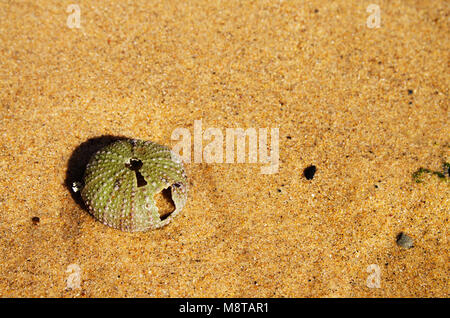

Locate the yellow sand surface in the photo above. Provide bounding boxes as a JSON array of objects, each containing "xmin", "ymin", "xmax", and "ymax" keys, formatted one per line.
[{"xmin": 0, "ymin": 0, "xmax": 448, "ymax": 297}]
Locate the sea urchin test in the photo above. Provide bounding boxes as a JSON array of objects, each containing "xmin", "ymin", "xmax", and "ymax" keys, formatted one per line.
[{"xmin": 79, "ymin": 139, "xmax": 188, "ymax": 232}]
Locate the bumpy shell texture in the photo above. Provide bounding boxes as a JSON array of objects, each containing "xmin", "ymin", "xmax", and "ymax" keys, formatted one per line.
[{"xmin": 81, "ymin": 139, "xmax": 188, "ymax": 232}]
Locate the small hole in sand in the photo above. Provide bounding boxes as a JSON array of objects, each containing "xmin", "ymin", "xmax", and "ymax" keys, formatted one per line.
[{"xmin": 154, "ymin": 186, "xmax": 176, "ymax": 220}]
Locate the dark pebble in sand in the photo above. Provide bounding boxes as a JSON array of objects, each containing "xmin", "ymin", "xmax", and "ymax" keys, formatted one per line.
[
  {"xmin": 396, "ymin": 232, "xmax": 414, "ymax": 249},
  {"xmin": 304, "ymin": 165, "xmax": 316, "ymax": 180},
  {"xmin": 31, "ymin": 216, "xmax": 40, "ymax": 225}
]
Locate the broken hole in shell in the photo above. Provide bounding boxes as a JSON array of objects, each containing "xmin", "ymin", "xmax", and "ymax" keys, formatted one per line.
[
  {"xmin": 154, "ymin": 186, "xmax": 176, "ymax": 220},
  {"xmin": 125, "ymin": 158, "xmax": 147, "ymax": 187}
]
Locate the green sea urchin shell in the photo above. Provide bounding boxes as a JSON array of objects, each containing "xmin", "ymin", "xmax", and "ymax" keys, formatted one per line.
[{"xmin": 80, "ymin": 139, "xmax": 188, "ymax": 232}]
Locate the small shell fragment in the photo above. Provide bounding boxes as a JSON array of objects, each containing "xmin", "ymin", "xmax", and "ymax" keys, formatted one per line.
[
  {"xmin": 396, "ymin": 232, "xmax": 414, "ymax": 249},
  {"xmin": 71, "ymin": 181, "xmax": 82, "ymax": 193},
  {"xmin": 80, "ymin": 139, "xmax": 188, "ymax": 232}
]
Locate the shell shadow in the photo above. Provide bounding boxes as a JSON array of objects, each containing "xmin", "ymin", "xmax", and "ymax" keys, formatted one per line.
[{"xmin": 65, "ymin": 135, "xmax": 128, "ymax": 210}]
